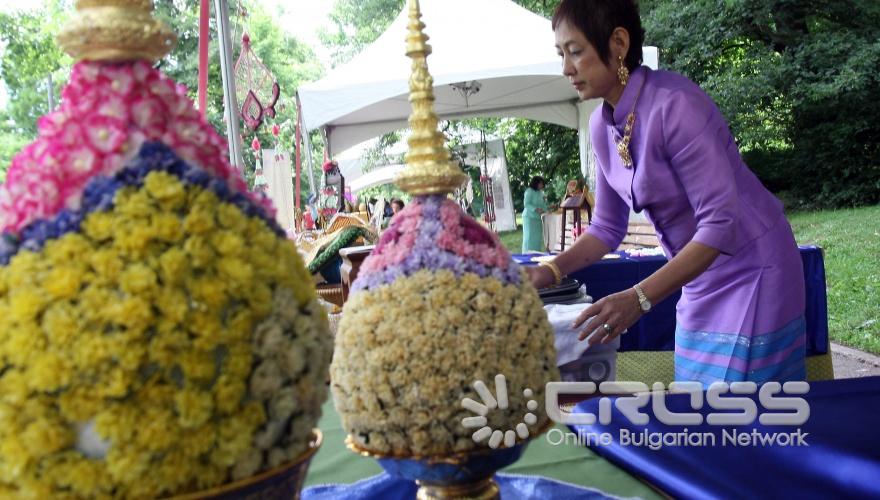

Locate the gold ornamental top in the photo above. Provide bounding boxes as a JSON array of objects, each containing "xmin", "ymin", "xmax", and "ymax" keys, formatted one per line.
[
  {"xmin": 395, "ymin": 0, "xmax": 467, "ymax": 196},
  {"xmin": 57, "ymin": 0, "xmax": 177, "ymax": 63}
]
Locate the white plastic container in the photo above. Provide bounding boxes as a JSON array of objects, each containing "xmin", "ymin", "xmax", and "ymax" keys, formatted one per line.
[{"xmin": 544, "ymin": 301, "xmax": 619, "ymax": 384}]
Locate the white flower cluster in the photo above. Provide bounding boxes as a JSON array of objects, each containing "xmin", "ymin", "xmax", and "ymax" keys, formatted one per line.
[
  {"xmin": 331, "ymin": 269, "xmax": 559, "ymax": 457},
  {"xmin": 233, "ymin": 288, "xmax": 334, "ymax": 479}
]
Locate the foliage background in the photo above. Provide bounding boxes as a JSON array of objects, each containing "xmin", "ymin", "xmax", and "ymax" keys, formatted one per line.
[
  {"xmin": 1, "ymin": 0, "xmax": 878, "ymax": 207},
  {"xmin": 320, "ymin": 0, "xmax": 880, "ymax": 211},
  {"xmin": 0, "ymin": 0, "xmax": 876, "ymax": 352},
  {"xmin": 0, "ymin": 0, "xmax": 325, "ymax": 198}
]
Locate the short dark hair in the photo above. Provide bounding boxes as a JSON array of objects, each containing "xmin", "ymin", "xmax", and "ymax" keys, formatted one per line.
[
  {"xmin": 552, "ymin": 0, "xmax": 645, "ymax": 71},
  {"xmin": 391, "ymin": 199, "xmax": 405, "ymax": 209},
  {"xmin": 529, "ymin": 176, "xmax": 546, "ymax": 190}
]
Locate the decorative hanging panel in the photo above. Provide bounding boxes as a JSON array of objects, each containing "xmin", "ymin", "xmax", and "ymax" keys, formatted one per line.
[{"xmin": 233, "ymin": 33, "xmax": 280, "ymax": 130}]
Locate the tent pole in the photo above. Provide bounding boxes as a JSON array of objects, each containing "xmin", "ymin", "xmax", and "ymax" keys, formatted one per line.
[
  {"xmin": 296, "ymin": 93, "xmax": 318, "ymax": 201},
  {"xmin": 322, "ymin": 127, "xmax": 331, "ymax": 162},
  {"xmin": 577, "ymin": 100, "xmax": 595, "ymax": 192},
  {"xmin": 198, "ymin": 0, "xmax": 210, "ymax": 117},
  {"xmin": 214, "ymin": 0, "xmax": 244, "ymax": 171},
  {"xmin": 295, "ymin": 115, "xmax": 302, "ymax": 215}
]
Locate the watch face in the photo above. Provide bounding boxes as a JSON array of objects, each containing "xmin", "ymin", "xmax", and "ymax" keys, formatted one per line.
[{"xmin": 640, "ymin": 301, "xmax": 651, "ymax": 312}]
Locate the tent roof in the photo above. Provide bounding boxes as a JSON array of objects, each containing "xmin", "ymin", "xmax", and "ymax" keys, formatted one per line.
[
  {"xmin": 297, "ymin": 0, "xmax": 581, "ymax": 155},
  {"xmin": 348, "ymin": 164, "xmax": 406, "ymax": 193}
]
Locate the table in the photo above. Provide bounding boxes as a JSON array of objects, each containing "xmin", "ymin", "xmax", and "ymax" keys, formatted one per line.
[
  {"xmin": 513, "ymin": 246, "xmax": 829, "ymax": 356},
  {"xmin": 302, "ymin": 398, "xmax": 662, "ymax": 499},
  {"xmin": 339, "ymin": 245, "xmax": 374, "ymax": 303},
  {"xmin": 301, "ymin": 377, "xmax": 879, "ymax": 499},
  {"xmin": 570, "ymin": 376, "xmax": 880, "ymax": 499}
]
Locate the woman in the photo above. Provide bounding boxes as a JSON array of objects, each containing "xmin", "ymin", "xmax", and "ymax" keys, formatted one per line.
[
  {"xmin": 522, "ymin": 176, "xmax": 550, "ymax": 253},
  {"xmin": 529, "ymin": 0, "xmax": 806, "ymax": 386}
]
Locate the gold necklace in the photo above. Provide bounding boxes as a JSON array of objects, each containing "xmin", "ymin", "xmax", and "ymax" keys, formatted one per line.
[{"xmin": 614, "ymin": 75, "xmax": 646, "ymax": 168}]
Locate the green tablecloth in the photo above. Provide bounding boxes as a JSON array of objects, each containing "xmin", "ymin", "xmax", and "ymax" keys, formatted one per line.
[{"xmin": 304, "ymin": 399, "xmax": 662, "ymax": 499}]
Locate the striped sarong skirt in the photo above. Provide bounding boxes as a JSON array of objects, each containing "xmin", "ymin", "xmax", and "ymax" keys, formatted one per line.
[{"xmin": 674, "ymin": 315, "xmax": 806, "ymax": 388}]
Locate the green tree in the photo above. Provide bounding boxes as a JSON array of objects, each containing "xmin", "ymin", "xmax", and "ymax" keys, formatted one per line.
[
  {"xmin": 320, "ymin": 0, "xmax": 404, "ymax": 66},
  {"xmin": 642, "ymin": 0, "xmax": 880, "ymax": 207},
  {"xmin": 0, "ymin": 2, "xmax": 71, "ymax": 136},
  {"xmin": 153, "ymin": 0, "xmax": 323, "ymax": 189},
  {"xmin": 0, "ymin": 0, "xmax": 323, "ymax": 197},
  {"xmin": 0, "ymin": 1, "xmax": 72, "ymax": 174},
  {"xmin": 321, "ymin": 0, "xmax": 880, "ymax": 209},
  {"xmin": 498, "ymin": 119, "xmax": 580, "ymax": 212}
]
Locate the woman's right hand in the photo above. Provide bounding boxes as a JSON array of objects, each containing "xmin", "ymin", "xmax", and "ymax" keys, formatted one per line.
[{"xmin": 524, "ymin": 265, "xmax": 555, "ymax": 290}]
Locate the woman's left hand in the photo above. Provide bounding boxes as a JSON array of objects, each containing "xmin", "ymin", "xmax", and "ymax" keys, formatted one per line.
[{"xmin": 573, "ymin": 288, "xmax": 643, "ymax": 345}]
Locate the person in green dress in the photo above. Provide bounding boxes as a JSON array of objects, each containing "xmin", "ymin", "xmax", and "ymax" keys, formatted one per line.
[{"xmin": 522, "ymin": 176, "xmax": 550, "ymax": 253}]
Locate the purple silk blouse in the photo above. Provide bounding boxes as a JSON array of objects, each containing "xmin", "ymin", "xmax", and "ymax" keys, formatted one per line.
[{"xmin": 586, "ymin": 66, "xmax": 804, "ymax": 336}]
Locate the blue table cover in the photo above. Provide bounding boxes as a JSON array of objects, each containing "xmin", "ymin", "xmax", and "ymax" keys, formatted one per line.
[
  {"xmin": 569, "ymin": 376, "xmax": 880, "ymax": 499},
  {"xmin": 303, "ymin": 472, "xmax": 619, "ymax": 499},
  {"xmin": 514, "ymin": 246, "xmax": 829, "ymax": 355}
]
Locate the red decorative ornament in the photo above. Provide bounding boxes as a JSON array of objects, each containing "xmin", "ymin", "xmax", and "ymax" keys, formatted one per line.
[
  {"xmin": 234, "ymin": 33, "xmax": 281, "ymax": 131},
  {"xmin": 252, "ymin": 137, "xmax": 261, "ymax": 152},
  {"xmin": 303, "ymin": 211, "xmax": 315, "ymax": 230},
  {"xmin": 272, "ymin": 124, "xmax": 280, "ymax": 137}
]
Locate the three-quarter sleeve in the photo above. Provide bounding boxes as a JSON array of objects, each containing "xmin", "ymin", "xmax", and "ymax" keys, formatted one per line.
[
  {"xmin": 523, "ymin": 189, "xmax": 546, "ymax": 218},
  {"xmin": 535, "ymin": 190, "xmax": 549, "ymax": 212},
  {"xmin": 662, "ymin": 89, "xmax": 739, "ymax": 255},
  {"xmin": 586, "ymin": 160, "xmax": 629, "ymax": 251}
]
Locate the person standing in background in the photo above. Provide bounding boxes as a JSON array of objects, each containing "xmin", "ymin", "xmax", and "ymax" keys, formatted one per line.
[{"xmin": 522, "ymin": 176, "xmax": 550, "ymax": 253}]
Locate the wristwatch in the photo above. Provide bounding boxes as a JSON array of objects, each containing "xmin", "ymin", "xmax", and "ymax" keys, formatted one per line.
[{"xmin": 633, "ymin": 284, "xmax": 652, "ymax": 313}]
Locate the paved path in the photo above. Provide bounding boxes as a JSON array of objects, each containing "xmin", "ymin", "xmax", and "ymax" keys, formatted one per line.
[{"xmin": 831, "ymin": 342, "xmax": 880, "ymax": 378}]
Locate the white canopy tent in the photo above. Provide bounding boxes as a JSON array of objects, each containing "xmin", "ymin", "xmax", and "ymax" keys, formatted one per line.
[
  {"xmin": 340, "ymin": 137, "xmax": 519, "ymax": 232},
  {"xmin": 296, "ymin": 0, "xmax": 657, "ymax": 193},
  {"xmin": 347, "ymin": 164, "xmax": 406, "ymax": 193}
]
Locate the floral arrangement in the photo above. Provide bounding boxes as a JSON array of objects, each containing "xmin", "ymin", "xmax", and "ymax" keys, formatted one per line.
[
  {"xmin": 0, "ymin": 61, "xmax": 332, "ymax": 498},
  {"xmin": 331, "ymin": 195, "xmax": 559, "ymax": 456},
  {"xmin": 0, "ymin": 61, "xmax": 273, "ymax": 235}
]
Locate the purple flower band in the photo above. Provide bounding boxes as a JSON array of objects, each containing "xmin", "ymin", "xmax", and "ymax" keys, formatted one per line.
[{"xmin": 0, "ymin": 142, "xmax": 283, "ymax": 266}]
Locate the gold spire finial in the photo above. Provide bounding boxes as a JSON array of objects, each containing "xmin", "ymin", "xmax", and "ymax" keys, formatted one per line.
[
  {"xmin": 395, "ymin": 0, "xmax": 468, "ymax": 196},
  {"xmin": 58, "ymin": 0, "xmax": 177, "ymax": 63}
]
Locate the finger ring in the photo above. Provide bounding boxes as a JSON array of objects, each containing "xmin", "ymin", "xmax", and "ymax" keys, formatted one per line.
[{"xmin": 602, "ymin": 323, "xmax": 612, "ymax": 333}]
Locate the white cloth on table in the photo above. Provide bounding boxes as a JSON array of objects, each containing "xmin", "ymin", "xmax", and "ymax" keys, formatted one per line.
[
  {"xmin": 544, "ymin": 302, "xmax": 597, "ymax": 366},
  {"xmin": 541, "ymin": 212, "xmax": 560, "ymax": 253},
  {"xmin": 545, "ymin": 301, "xmax": 619, "ymax": 383}
]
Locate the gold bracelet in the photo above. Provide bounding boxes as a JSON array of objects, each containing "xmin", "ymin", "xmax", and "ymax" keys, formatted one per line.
[{"xmin": 539, "ymin": 261, "xmax": 563, "ymax": 286}]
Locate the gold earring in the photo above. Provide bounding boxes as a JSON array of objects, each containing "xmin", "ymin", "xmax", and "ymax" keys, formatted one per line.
[{"xmin": 617, "ymin": 55, "xmax": 629, "ymax": 86}]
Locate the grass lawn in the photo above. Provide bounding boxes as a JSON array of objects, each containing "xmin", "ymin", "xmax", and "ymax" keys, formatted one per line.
[
  {"xmin": 788, "ymin": 205, "xmax": 880, "ymax": 354},
  {"xmin": 499, "ymin": 214, "xmax": 524, "ymax": 254},
  {"xmin": 499, "ymin": 227, "xmax": 523, "ymax": 254},
  {"xmin": 497, "ymin": 206, "xmax": 880, "ymax": 354}
]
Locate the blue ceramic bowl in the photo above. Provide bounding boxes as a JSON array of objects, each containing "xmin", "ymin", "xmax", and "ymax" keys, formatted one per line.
[
  {"xmin": 376, "ymin": 443, "xmax": 527, "ymax": 486},
  {"xmin": 169, "ymin": 430, "xmax": 322, "ymax": 500}
]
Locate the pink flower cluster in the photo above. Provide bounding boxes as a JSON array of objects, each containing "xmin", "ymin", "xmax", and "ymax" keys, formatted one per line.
[
  {"xmin": 361, "ymin": 197, "xmax": 510, "ymax": 276},
  {"xmin": 436, "ymin": 200, "xmax": 509, "ymax": 269},
  {"xmin": 360, "ymin": 202, "xmax": 423, "ymax": 273},
  {"xmin": 0, "ymin": 61, "xmax": 273, "ymax": 234}
]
